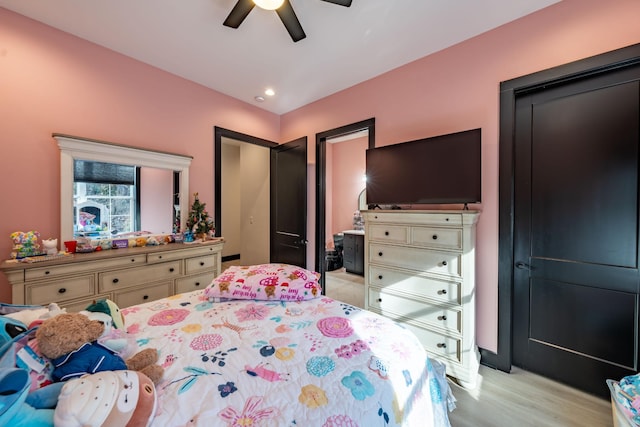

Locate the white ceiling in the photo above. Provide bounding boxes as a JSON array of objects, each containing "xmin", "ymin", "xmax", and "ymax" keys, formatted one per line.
[{"xmin": 0, "ymin": 0, "xmax": 560, "ymax": 114}]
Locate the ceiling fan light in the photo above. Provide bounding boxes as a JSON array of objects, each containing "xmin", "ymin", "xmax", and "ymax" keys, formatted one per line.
[{"xmin": 253, "ymin": 0, "xmax": 284, "ymax": 10}]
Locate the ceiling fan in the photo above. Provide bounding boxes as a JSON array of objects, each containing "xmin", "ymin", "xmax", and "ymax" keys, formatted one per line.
[{"xmin": 223, "ymin": 0, "xmax": 352, "ymax": 42}]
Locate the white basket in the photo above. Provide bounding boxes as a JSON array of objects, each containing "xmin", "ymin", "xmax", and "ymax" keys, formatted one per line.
[{"xmin": 607, "ymin": 379, "xmax": 639, "ymax": 427}]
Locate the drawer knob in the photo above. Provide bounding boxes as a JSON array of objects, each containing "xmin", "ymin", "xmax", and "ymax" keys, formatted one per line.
[
  {"xmin": 58, "ymin": 288, "xmax": 66, "ymax": 294},
  {"xmin": 384, "ymin": 231, "xmax": 389, "ymax": 236},
  {"xmin": 378, "ymin": 275, "xmax": 383, "ymax": 280},
  {"xmin": 169, "ymin": 267, "xmax": 175, "ymax": 273},
  {"xmin": 195, "ymin": 282, "xmax": 201, "ymax": 287},
  {"xmin": 441, "ymin": 261, "xmax": 447, "ymax": 266},
  {"xmin": 112, "ymin": 278, "xmax": 119, "ymax": 284},
  {"xmin": 158, "ymin": 255, "xmax": 163, "ymax": 259},
  {"xmin": 438, "ymin": 289, "xmax": 447, "ymax": 295},
  {"xmin": 432, "ymin": 234, "xmax": 438, "ymax": 240},
  {"xmin": 200, "ymin": 261, "xmax": 205, "ymax": 266},
  {"xmin": 130, "ymin": 259, "xmax": 135, "ymax": 263},
  {"xmin": 378, "ymin": 252, "xmax": 383, "ymax": 257},
  {"xmin": 45, "ymin": 271, "xmax": 50, "ymax": 275},
  {"xmin": 143, "ymin": 295, "xmax": 149, "ymax": 300},
  {"xmin": 438, "ymin": 315, "xmax": 447, "ymax": 321},
  {"xmin": 437, "ymin": 343, "xmax": 447, "ymax": 349},
  {"xmin": 377, "ymin": 298, "xmax": 382, "ymax": 302}
]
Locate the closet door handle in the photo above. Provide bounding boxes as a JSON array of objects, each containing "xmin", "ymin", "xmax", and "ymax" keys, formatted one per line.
[{"xmin": 515, "ymin": 261, "xmax": 532, "ymax": 270}]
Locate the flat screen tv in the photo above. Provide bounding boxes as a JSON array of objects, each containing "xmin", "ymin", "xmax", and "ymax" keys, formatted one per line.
[{"xmin": 365, "ymin": 128, "xmax": 481, "ymax": 207}]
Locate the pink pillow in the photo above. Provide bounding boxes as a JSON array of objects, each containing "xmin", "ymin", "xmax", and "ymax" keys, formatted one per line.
[{"xmin": 204, "ymin": 264, "xmax": 321, "ymax": 302}]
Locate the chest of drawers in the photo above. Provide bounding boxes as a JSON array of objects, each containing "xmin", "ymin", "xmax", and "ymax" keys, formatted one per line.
[
  {"xmin": 362, "ymin": 210, "xmax": 480, "ymax": 388},
  {"xmin": 1, "ymin": 239, "xmax": 224, "ymax": 312}
]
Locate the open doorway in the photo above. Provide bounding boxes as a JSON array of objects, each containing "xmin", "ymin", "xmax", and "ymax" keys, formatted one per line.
[
  {"xmin": 214, "ymin": 127, "xmax": 277, "ymax": 267},
  {"xmin": 315, "ymin": 118, "xmax": 375, "ymax": 306}
]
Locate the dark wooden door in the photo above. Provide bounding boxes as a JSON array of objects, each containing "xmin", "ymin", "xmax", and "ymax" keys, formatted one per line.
[
  {"xmin": 270, "ymin": 137, "xmax": 307, "ymax": 267},
  {"xmin": 513, "ymin": 70, "xmax": 640, "ymax": 397}
]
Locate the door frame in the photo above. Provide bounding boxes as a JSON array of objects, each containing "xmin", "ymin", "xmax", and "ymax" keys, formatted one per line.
[
  {"xmin": 496, "ymin": 43, "xmax": 640, "ymax": 372},
  {"xmin": 314, "ymin": 118, "xmax": 375, "ymax": 292},
  {"xmin": 214, "ymin": 126, "xmax": 277, "ymax": 245}
]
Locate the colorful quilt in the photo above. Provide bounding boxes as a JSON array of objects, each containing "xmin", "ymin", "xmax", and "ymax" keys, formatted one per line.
[{"xmin": 122, "ymin": 290, "xmax": 454, "ymax": 427}]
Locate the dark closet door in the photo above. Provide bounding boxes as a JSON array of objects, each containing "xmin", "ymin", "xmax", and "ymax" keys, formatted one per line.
[
  {"xmin": 513, "ymin": 70, "xmax": 640, "ymax": 397},
  {"xmin": 270, "ymin": 137, "xmax": 307, "ymax": 267}
]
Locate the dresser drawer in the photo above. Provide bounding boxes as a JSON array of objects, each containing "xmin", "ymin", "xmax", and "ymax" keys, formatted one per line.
[
  {"xmin": 26, "ymin": 275, "xmax": 95, "ymax": 305},
  {"xmin": 25, "ymin": 255, "xmax": 146, "ymax": 281},
  {"xmin": 368, "ymin": 288, "xmax": 461, "ymax": 334},
  {"xmin": 369, "ymin": 243, "xmax": 461, "ymax": 278},
  {"xmin": 365, "ymin": 211, "xmax": 463, "ymax": 227},
  {"xmin": 368, "ymin": 224, "xmax": 408, "ymax": 244},
  {"xmin": 99, "ymin": 261, "xmax": 181, "ymax": 292},
  {"xmin": 58, "ymin": 293, "xmax": 112, "ymax": 313},
  {"xmin": 185, "ymin": 255, "xmax": 217, "ymax": 275},
  {"xmin": 411, "ymin": 227, "xmax": 462, "ymax": 250},
  {"xmin": 401, "ymin": 321, "xmax": 461, "ymax": 363},
  {"xmin": 175, "ymin": 272, "xmax": 216, "ymax": 294},
  {"xmin": 147, "ymin": 244, "xmax": 221, "ymax": 264},
  {"xmin": 114, "ymin": 282, "xmax": 172, "ymax": 308},
  {"xmin": 368, "ymin": 266, "xmax": 461, "ymax": 305}
]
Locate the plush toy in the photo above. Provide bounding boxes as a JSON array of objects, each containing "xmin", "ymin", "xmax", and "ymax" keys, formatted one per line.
[
  {"xmin": 35, "ymin": 313, "xmax": 164, "ymax": 385},
  {"xmin": 80, "ymin": 311, "xmax": 137, "ymax": 358},
  {"xmin": 0, "ymin": 367, "xmax": 54, "ymax": 427},
  {"xmin": 85, "ymin": 298, "xmax": 124, "ymax": 329},
  {"xmin": 54, "ymin": 370, "xmax": 157, "ymax": 427}
]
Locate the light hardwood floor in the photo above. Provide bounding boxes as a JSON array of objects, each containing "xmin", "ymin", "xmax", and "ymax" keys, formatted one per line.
[{"xmin": 323, "ymin": 268, "xmax": 615, "ymax": 427}]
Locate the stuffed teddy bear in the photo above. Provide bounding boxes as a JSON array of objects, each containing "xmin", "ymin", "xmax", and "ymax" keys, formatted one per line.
[
  {"xmin": 35, "ymin": 313, "xmax": 164, "ymax": 385},
  {"xmin": 54, "ymin": 370, "xmax": 157, "ymax": 427}
]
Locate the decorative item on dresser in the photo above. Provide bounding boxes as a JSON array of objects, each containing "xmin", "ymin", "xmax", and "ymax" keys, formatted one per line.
[
  {"xmin": 0, "ymin": 239, "xmax": 224, "ymax": 311},
  {"xmin": 362, "ymin": 209, "xmax": 480, "ymax": 388}
]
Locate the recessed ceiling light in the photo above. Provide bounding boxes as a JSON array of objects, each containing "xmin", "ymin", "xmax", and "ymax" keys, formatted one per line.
[
  {"xmin": 254, "ymin": 96, "xmax": 265, "ymax": 102},
  {"xmin": 265, "ymin": 88, "xmax": 275, "ymax": 97}
]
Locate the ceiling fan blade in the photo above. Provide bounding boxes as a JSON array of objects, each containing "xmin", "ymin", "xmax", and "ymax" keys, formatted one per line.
[
  {"xmin": 321, "ymin": 0, "xmax": 352, "ymax": 6},
  {"xmin": 223, "ymin": 0, "xmax": 255, "ymax": 28},
  {"xmin": 276, "ymin": 0, "xmax": 306, "ymax": 42}
]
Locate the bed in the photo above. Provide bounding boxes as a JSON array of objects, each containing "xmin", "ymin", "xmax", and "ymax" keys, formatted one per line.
[{"xmin": 120, "ymin": 263, "xmax": 456, "ymax": 426}]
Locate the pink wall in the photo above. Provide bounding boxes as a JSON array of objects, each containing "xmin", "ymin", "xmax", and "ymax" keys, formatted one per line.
[
  {"xmin": 280, "ymin": 0, "xmax": 640, "ymax": 352},
  {"xmin": 1, "ymin": 0, "xmax": 640, "ymax": 354},
  {"xmin": 0, "ymin": 8, "xmax": 280, "ymax": 302},
  {"xmin": 330, "ymin": 137, "xmax": 367, "ymax": 234}
]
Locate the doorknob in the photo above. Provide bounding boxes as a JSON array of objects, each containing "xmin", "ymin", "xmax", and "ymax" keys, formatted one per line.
[{"xmin": 515, "ymin": 261, "xmax": 531, "ymax": 270}]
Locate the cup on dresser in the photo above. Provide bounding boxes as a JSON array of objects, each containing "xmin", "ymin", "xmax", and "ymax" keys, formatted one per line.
[{"xmin": 63, "ymin": 240, "xmax": 77, "ymax": 253}]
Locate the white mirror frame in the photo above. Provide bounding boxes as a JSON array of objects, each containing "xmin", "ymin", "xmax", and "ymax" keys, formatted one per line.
[{"xmin": 54, "ymin": 134, "xmax": 192, "ymax": 244}]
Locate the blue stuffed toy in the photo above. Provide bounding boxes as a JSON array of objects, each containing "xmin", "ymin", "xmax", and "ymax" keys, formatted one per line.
[{"xmin": 0, "ymin": 367, "xmax": 54, "ymax": 426}]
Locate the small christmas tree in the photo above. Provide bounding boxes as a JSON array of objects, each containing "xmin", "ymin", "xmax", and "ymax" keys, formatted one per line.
[{"xmin": 186, "ymin": 193, "xmax": 214, "ymax": 238}]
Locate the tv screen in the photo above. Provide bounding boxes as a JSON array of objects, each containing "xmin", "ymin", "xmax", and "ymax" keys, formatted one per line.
[{"xmin": 365, "ymin": 128, "xmax": 481, "ymax": 207}]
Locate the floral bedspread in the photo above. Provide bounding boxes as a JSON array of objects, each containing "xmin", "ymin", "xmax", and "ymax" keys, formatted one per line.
[{"xmin": 122, "ymin": 290, "xmax": 453, "ymax": 427}]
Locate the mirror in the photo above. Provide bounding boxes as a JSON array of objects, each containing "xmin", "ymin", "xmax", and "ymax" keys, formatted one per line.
[{"xmin": 55, "ymin": 134, "xmax": 192, "ymax": 244}]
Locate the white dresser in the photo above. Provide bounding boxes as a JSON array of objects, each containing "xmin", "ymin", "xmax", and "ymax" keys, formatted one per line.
[
  {"xmin": 0, "ymin": 239, "xmax": 223, "ymax": 312},
  {"xmin": 362, "ymin": 210, "xmax": 480, "ymax": 388}
]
